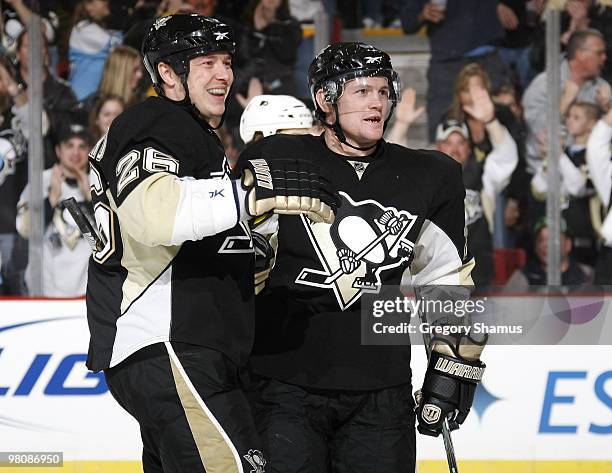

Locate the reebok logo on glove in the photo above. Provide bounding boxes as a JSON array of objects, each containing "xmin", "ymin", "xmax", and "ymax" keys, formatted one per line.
[{"xmin": 249, "ymin": 159, "xmax": 273, "ymax": 190}]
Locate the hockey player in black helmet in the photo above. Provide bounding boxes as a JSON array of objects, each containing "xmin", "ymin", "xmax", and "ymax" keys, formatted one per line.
[
  {"xmin": 85, "ymin": 13, "xmax": 336, "ymax": 473},
  {"xmin": 240, "ymin": 41, "xmax": 485, "ymax": 472}
]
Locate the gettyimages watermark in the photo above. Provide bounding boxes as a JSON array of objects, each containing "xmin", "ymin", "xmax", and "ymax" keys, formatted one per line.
[{"xmin": 360, "ymin": 285, "xmax": 612, "ymax": 346}]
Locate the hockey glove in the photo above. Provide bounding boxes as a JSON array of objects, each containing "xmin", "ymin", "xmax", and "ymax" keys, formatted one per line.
[
  {"xmin": 415, "ymin": 337, "xmax": 486, "ymax": 437},
  {"xmin": 239, "ymin": 158, "xmax": 338, "ymax": 224},
  {"xmin": 253, "ymin": 230, "xmax": 275, "ymax": 295}
]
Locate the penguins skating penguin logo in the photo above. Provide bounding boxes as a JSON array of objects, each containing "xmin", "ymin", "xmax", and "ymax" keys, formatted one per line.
[
  {"xmin": 243, "ymin": 449, "xmax": 266, "ymax": 473},
  {"xmin": 296, "ymin": 192, "xmax": 417, "ymax": 310}
]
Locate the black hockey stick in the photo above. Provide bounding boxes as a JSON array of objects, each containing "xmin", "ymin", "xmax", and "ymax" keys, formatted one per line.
[
  {"xmin": 62, "ymin": 198, "xmax": 107, "ymax": 252},
  {"xmin": 414, "ymin": 286, "xmax": 460, "ymax": 473},
  {"xmin": 295, "ymin": 220, "xmax": 402, "ymax": 287}
]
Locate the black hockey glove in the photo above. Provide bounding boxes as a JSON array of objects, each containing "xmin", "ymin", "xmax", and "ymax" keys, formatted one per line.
[
  {"xmin": 239, "ymin": 158, "xmax": 338, "ymax": 224},
  {"xmin": 253, "ymin": 230, "xmax": 275, "ymax": 295},
  {"xmin": 415, "ymin": 337, "xmax": 486, "ymax": 437}
]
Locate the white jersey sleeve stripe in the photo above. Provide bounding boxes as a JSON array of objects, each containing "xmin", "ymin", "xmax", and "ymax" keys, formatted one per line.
[{"xmin": 171, "ymin": 176, "xmax": 246, "ymax": 245}]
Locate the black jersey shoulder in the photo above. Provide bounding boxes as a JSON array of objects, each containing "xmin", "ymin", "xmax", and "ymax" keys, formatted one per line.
[
  {"xmin": 379, "ymin": 143, "xmax": 465, "ymax": 218},
  {"xmin": 110, "ymin": 97, "xmax": 205, "ymax": 145},
  {"xmin": 382, "ymin": 142, "xmax": 462, "ymax": 176},
  {"xmin": 102, "ymin": 97, "xmax": 221, "ymax": 179},
  {"xmin": 383, "ymin": 143, "xmax": 463, "ymax": 191},
  {"xmin": 238, "ymin": 133, "xmax": 322, "ymax": 163}
]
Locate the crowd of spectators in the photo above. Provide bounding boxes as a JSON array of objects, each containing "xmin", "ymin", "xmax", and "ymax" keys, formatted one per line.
[{"xmin": 0, "ymin": 0, "xmax": 611, "ymax": 296}]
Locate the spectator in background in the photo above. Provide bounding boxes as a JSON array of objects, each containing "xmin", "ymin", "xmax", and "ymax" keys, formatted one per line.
[
  {"xmin": 16, "ymin": 123, "xmax": 93, "ymax": 297},
  {"xmin": 2, "ymin": 0, "xmax": 59, "ymax": 53},
  {"xmin": 384, "ymin": 86, "xmax": 425, "ymax": 146},
  {"xmin": 98, "ymin": 45, "xmax": 144, "ymax": 106},
  {"xmin": 436, "ymin": 85, "xmax": 518, "ymax": 287},
  {"xmin": 493, "ymin": 84, "xmax": 524, "ymax": 121},
  {"xmin": 493, "ymin": 84, "xmax": 532, "ymax": 250},
  {"xmin": 289, "ymin": 0, "xmax": 326, "ymax": 98},
  {"xmin": 0, "ymin": 57, "xmax": 28, "ymax": 296},
  {"xmin": 89, "ymin": 94, "xmax": 124, "ymax": 143},
  {"xmin": 1, "ymin": 31, "xmax": 78, "ymax": 167},
  {"xmin": 77, "ymin": 45, "xmax": 143, "ymax": 121},
  {"xmin": 523, "ymin": 28, "xmax": 610, "ymax": 174},
  {"xmin": 400, "ymin": 0, "xmax": 510, "ymax": 141},
  {"xmin": 387, "ymin": 82, "xmax": 518, "ymax": 286},
  {"xmin": 505, "ymin": 217, "xmax": 594, "ymax": 290},
  {"xmin": 184, "ymin": 0, "xmax": 217, "ymax": 15},
  {"xmin": 69, "ymin": 0, "xmax": 122, "ymax": 101},
  {"xmin": 590, "ymin": 0, "xmax": 612, "ymax": 84},
  {"xmin": 0, "ymin": 127, "xmax": 27, "ymax": 295},
  {"xmin": 226, "ymin": 0, "xmax": 302, "ymax": 130},
  {"xmin": 446, "ymin": 63, "xmax": 524, "ymax": 159},
  {"xmin": 237, "ymin": 0, "xmax": 302, "ymax": 97},
  {"xmin": 496, "ymin": 0, "xmax": 540, "ymax": 90},
  {"xmin": 529, "ymin": 0, "xmax": 591, "ymax": 75},
  {"xmin": 446, "ymin": 63, "xmax": 527, "ymax": 249},
  {"xmin": 562, "ymin": 0, "xmax": 593, "ymax": 43},
  {"xmin": 360, "ymin": 0, "xmax": 383, "ymax": 27},
  {"xmin": 586, "ymin": 102, "xmax": 612, "ymax": 283},
  {"xmin": 531, "ymin": 101, "xmax": 601, "ymax": 267}
]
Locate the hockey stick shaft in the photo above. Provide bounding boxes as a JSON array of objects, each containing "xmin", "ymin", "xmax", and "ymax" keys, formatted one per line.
[
  {"xmin": 415, "ymin": 287, "xmax": 459, "ymax": 473},
  {"xmin": 62, "ymin": 198, "xmax": 106, "ymax": 252}
]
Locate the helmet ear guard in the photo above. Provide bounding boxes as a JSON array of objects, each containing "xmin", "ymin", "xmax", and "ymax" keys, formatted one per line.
[{"xmin": 322, "ymin": 81, "xmax": 339, "ymax": 103}]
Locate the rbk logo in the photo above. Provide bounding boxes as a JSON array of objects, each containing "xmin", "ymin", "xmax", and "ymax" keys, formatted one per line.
[
  {"xmin": 153, "ymin": 17, "xmax": 170, "ymax": 30},
  {"xmin": 364, "ymin": 56, "xmax": 382, "ymax": 64},
  {"xmin": 214, "ymin": 31, "xmax": 229, "ymax": 40},
  {"xmin": 209, "ymin": 189, "xmax": 225, "ymax": 198}
]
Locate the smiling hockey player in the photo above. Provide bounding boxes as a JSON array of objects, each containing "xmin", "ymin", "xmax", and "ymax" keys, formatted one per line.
[{"xmin": 241, "ymin": 42, "xmax": 485, "ymax": 472}]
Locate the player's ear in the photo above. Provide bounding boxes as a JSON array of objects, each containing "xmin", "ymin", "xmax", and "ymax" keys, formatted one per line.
[{"xmin": 158, "ymin": 61, "xmax": 179, "ymax": 88}]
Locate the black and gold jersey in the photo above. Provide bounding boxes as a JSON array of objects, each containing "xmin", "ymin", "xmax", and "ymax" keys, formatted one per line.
[
  {"xmin": 86, "ymin": 97, "xmax": 254, "ymax": 372},
  {"xmin": 242, "ymin": 134, "xmax": 472, "ymax": 390}
]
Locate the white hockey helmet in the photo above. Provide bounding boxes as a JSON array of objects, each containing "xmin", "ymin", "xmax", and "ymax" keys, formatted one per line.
[{"xmin": 239, "ymin": 94, "xmax": 313, "ymax": 144}]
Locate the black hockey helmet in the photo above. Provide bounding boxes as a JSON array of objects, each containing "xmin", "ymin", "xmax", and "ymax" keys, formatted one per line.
[
  {"xmin": 309, "ymin": 42, "xmax": 400, "ymax": 117},
  {"xmin": 142, "ymin": 14, "xmax": 235, "ymax": 96},
  {"xmin": 308, "ymin": 42, "xmax": 401, "ymax": 150}
]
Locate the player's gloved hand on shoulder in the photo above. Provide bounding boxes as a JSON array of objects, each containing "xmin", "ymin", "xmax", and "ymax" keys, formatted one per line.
[
  {"xmin": 238, "ymin": 157, "xmax": 338, "ymax": 224},
  {"xmin": 415, "ymin": 335, "xmax": 486, "ymax": 437},
  {"xmin": 252, "ymin": 230, "xmax": 274, "ymax": 295}
]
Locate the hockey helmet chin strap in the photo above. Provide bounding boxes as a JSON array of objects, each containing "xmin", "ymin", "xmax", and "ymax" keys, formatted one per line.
[
  {"xmin": 323, "ymin": 101, "xmax": 397, "ymax": 152},
  {"xmin": 161, "ymin": 60, "xmax": 229, "ymax": 131},
  {"xmin": 180, "ymin": 72, "xmax": 229, "ymax": 131}
]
